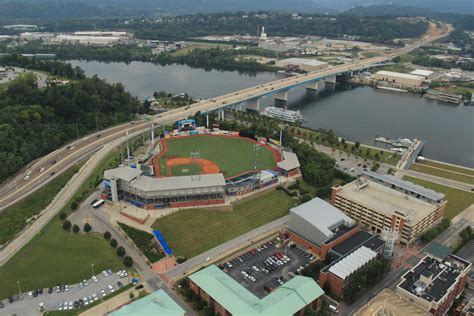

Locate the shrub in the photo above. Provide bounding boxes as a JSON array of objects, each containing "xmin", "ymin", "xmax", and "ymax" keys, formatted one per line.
[
  {"xmin": 124, "ymin": 256, "xmax": 134, "ymax": 267},
  {"xmin": 72, "ymin": 224, "xmax": 80, "ymax": 233},
  {"xmin": 110, "ymin": 239, "xmax": 118, "ymax": 248},
  {"xmin": 62, "ymin": 220, "xmax": 72, "ymax": 231},
  {"xmin": 116, "ymin": 246, "xmax": 126, "ymax": 257},
  {"xmin": 103, "ymin": 231, "xmax": 111, "ymax": 240},
  {"xmin": 176, "ymin": 256, "xmax": 187, "ymax": 263},
  {"xmin": 70, "ymin": 201, "xmax": 78, "ymax": 210},
  {"xmin": 83, "ymin": 223, "xmax": 92, "ymax": 233},
  {"xmin": 59, "ymin": 212, "xmax": 67, "ymax": 220}
]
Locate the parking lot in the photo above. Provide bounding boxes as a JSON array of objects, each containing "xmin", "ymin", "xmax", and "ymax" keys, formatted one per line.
[
  {"xmin": 221, "ymin": 241, "xmax": 314, "ymax": 298},
  {"xmin": 0, "ymin": 269, "xmax": 130, "ymax": 315}
]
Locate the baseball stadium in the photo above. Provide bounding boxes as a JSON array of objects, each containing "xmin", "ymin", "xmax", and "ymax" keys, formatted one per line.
[{"xmin": 102, "ymin": 121, "xmax": 300, "ymax": 210}]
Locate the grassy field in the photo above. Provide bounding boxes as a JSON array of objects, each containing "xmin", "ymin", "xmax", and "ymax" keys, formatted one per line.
[
  {"xmin": 0, "ymin": 147, "xmax": 126, "ymax": 299},
  {"xmin": 170, "ymin": 41, "xmax": 233, "ymax": 57},
  {"xmin": 403, "ymin": 176, "xmax": 474, "ymax": 219},
  {"xmin": 420, "ymin": 160, "xmax": 474, "ymax": 176},
  {"xmin": 160, "ymin": 136, "xmax": 277, "ymax": 178},
  {"xmin": 410, "ymin": 163, "xmax": 474, "ymax": 185},
  {"xmin": 0, "ymin": 163, "xmax": 82, "ymax": 247},
  {"xmin": 170, "ymin": 163, "xmax": 201, "ymax": 176},
  {"xmin": 152, "ymin": 190, "xmax": 297, "ymax": 258}
]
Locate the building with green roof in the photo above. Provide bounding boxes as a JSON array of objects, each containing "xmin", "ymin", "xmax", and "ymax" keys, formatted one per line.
[
  {"xmin": 109, "ymin": 289, "xmax": 185, "ymax": 316},
  {"xmin": 189, "ymin": 265, "xmax": 324, "ymax": 316}
]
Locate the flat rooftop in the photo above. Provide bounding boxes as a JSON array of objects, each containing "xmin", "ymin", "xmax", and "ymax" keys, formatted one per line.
[
  {"xmin": 331, "ymin": 230, "xmax": 384, "ymax": 257},
  {"xmin": 337, "ymin": 178, "xmax": 439, "ymax": 226},
  {"xmin": 375, "ymin": 70, "xmax": 424, "ymax": 81},
  {"xmin": 110, "ymin": 289, "xmax": 184, "ymax": 316},
  {"xmin": 398, "ymin": 255, "xmax": 471, "ymax": 303},
  {"xmin": 277, "ymin": 57, "xmax": 327, "ymax": 67}
]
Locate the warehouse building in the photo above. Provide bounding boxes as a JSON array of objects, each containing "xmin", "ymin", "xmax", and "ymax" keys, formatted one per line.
[
  {"xmin": 410, "ymin": 69, "xmax": 435, "ymax": 80},
  {"xmin": 396, "ymin": 254, "xmax": 471, "ymax": 316},
  {"xmin": 189, "ymin": 265, "xmax": 324, "ymax": 316},
  {"xmin": 110, "ymin": 289, "xmax": 185, "ymax": 316},
  {"xmin": 374, "ymin": 70, "xmax": 424, "ymax": 87},
  {"xmin": 319, "ymin": 230, "xmax": 384, "ymax": 299},
  {"xmin": 275, "ymin": 58, "xmax": 328, "ymax": 72},
  {"xmin": 103, "ymin": 166, "xmax": 226, "ymax": 209},
  {"xmin": 331, "ymin": 172, "xmax": 446, "ymax": 245},
  {"xmin": 287, "ymin": 197, "xmax": 363, "ymax": 260}
]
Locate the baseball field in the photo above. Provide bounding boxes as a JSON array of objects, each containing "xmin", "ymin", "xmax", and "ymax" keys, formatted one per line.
[{"xmin": 155, "ymin": 135, "xmax": 279, "ymax": 178}]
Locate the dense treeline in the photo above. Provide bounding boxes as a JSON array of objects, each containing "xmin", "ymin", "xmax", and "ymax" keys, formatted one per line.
[
  {"xmin": 0, "ymin": 61, "xmax": 143, "ymax": 182},
  {"xmin": 6, "ymin": 44, "xmax": 278, "ymax": 73},
  {"xmin": 0, "ymin": 54, "xmax": 85, "ymax": 79},
  {"xmin": 131, "ymin": 14, "xmax": 427, "ymax": 45},
  {"xmin": 412, "ymin": 54, "xmax": 474, "ymax": 71}
]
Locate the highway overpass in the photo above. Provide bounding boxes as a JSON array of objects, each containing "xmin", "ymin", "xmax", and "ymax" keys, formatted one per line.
[{"xmin": 0, "ymin": 22, "xmax": 452, "ymax": 211}]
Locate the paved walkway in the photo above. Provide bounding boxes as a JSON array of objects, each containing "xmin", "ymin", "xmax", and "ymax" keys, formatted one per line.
[
  {"xmin": 80, "ymin": 288, "xmax": 139, "ymax": 316},
  {"xmin": 398, "ymin": 169, "xmax": 473, "ymax": 192}
]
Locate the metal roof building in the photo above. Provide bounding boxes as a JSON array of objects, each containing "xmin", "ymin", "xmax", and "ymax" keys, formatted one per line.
[
  {"xmin": 288, "ymin": 198, "xmax": 355, "ymax": 246},
  {"xmin": 275, "ymin": 58, "xmax": 328, "ymax": 72},
  {"xmin": 110, "ymin": 289, "xmax": 185, "ymax": 316},
  {"xmin": 189, "ymin": 265, "xmax": 324, "ymax": 316},
  {"xmin": 277, "ymin": 151, "xmax": 300, "ymax": 172},
  {"xmin": 328, "ymin": 246, "xmax": 378, "ymax": 280},
  {"xmin": 362, "ymin": 171, "xmax": 445, "ymax": 204}
]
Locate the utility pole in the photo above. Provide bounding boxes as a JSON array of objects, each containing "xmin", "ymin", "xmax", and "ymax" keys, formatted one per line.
[
  {"xmin": 75, "ymin": 123, "xmax": 80, "ymax": 140},
  {"xmin": 95, "ymin": 114, "xmax": 99, "ymax": 133},
  {"xmin": 17, "ymin": 281, "xmax": 22, "ymax": 297},
  {"xmin": 126, "ymin": 131, "xmax": 130, "ymax": 160},
  {"xmin": 115, "ymin": 112, "xmax": 118, "ymax": 126},
  {"xmin": 91, "ymin": 263, "xmax": 95, "ymax": 277}
]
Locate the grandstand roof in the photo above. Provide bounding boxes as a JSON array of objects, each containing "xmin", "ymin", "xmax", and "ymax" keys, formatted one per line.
[
  {"xmin": 132, "ymin": 173, "xmax": 226, "ymax": 192},
  {"xmin": 104, "ymin": 166, "xmax": 142, "ymax": 182},
  {"xmin": 277, "ymin": 151, "xmax": 300, "ymax": 171},
  {"xmin": 189, "ymin": 265, "xmax": 324, "ymax": 316},
  {"xmin": 328, "ymin": 246, "xmax": 377, "ymax": 280}
]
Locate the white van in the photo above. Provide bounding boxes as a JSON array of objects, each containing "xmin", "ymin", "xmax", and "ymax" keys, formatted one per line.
[{"xmin": 329, "ymin": 304, "xmax": 339, "ymax": 313}]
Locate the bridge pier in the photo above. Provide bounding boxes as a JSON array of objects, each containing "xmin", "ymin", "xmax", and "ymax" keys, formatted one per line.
[
  {"xmin": 325, "ymin": 75, "xmax": 336, "ymax": 84},
  {"xmin": 247, "ymin": 99, "xmax": 260, "ymax": 112},
  {"xmin": 274, "ymin": 91, "xmax": 288, "ymax": 107},
  {"xmin": 218, "ymin": 109, "xmax": 225, "ymax": 121}
]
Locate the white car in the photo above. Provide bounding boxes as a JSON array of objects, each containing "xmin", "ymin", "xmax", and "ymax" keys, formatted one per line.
[
  {"xmin": 102, "ymin": 270, "xmax": 108, "ymax": 277},
  {"xmin": 65, "ymin": 285, "xmax": 69, "ymax": 291},
  {"xmin": 92, "ymin": 276, "xmax": 98, "ymax": 282},
  {"xmin": 108, "ymin": 285, "xmax": 115, "ymax": 293},
  {"xmin": 205, "ymin": 256, "xmax": 212, "ymax": 262},
  {"xmin": 58, "ymin": 303, "xmax": 63, "ymax": 311},
  {"xmin": 92, "ymin": 294, "xmax": 98, "ymax": 301},
  {"xmin": 241, "ymin": 271, "xmax": 249, "ymax": 278},
  {"xmin": 83, "ymin": 279, "xmax": 89, "ymax": 286},
  {"xmin": 26, "ymin": 170, "xmax": 32, "ymax": 175},
  {"xmin": 83, "ymin": 297, "xmax": 89, "ymax": 306},
  {"xmin": 248, "ymin": 276, "xmax": 256, "ymax": 282},
  {"xmin": 28, "ymin": 291, "xmax": 33, "ymax": 299},
  {"xmin": 39, "ymin": 167, "xmax": 45, "ymax": 172},
  {"xmin": 101, "ymin": 289, "xmax": 106, "ymax": 297},
  {"xmin": 23, "ymin": 175, "xmax": 30, "ymax": 181},
  {"xmin": 252, "ymin": 266, "xmax": 259, "ymax": 272},
  {"xmin": 68, "ymin": 301, "xmax": 73, "ymax": 310}
]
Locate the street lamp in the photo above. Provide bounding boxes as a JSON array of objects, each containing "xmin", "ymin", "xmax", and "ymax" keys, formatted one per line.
[
  {"xmin": 17, "ymin": 280, "xmax": 22, "ymax": 297},
  {"xmin": 91, "ymin": 263, "xmax": 95, "ymax": 277}
]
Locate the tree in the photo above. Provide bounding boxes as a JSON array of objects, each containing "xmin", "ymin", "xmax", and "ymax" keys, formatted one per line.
[
  {"xmin": 59, "ymin": 212, "xmax": 67, "ymax": 220},
  {"xmin": 370, "ymin": 163, "xmax": 380, "ymax": 172},
  {"xmin": 62, "ymin": 220, "xmax": 72, "ymax": 231},
  {"xmin": 124, "ymin": 256, "xmax": 134, "ymax": 267},
  {"xmin": 110, "ymin": 239, "xmax": 118, "ymax": 248},
  {"xmin": 129, "ymin": 291, "xmax": 135, "ymax": 300},
  {"xmin": 103, "ymin": 231, "xmax": 111, "ymax": 240},
  {"xmin": 70, "ymin": 201, "xmax": 79, "ymax": 210},
  {"xmin": 72, "ymin": 224, "xmax": 80, "ymax": 233},
  {"xmin": 116, "ymin": 246, "xmax": 126, "ymax": 257},
  {"xmin": 355, "ymin": 141, "xmax": 360, "ymax": 149},
  {"xmin": 83, "ymin": 223, "xmax": 92, "ymax": 233}
]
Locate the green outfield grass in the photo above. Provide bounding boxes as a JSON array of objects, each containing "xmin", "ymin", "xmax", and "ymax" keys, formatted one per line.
[
  {"xmin": 152, "ymin": 190, "xmax": 297, "ymax": 258},
  {"xmin": 160, "ymin": 136, "xmax": 277, "ymax": 178},
  {"xmin": 403, "ymin": 176, "xmax": 474, "ymax": 219},
  {"xmin": 170, "ymin": 164, "xmax": 201, "ymax": 176}
]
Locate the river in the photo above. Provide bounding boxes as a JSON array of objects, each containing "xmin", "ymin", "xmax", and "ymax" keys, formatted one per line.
[{"xmin": 69, "ymin": 60, "xmax": 474, "ymax": 168}]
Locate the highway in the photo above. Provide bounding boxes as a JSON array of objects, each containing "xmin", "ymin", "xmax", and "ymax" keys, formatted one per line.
[{"xmin": 0, "ymin": 22, "xmax": 452, "ymax": 211}]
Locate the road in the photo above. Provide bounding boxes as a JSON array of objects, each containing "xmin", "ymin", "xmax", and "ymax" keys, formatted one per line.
[
  {"xmin": 0, "ymin": 22, "xmax": 452, "ymax": 211},
  {"xmin": 165, "ymin": 216, "xmax": 288, "ymax": 280}
]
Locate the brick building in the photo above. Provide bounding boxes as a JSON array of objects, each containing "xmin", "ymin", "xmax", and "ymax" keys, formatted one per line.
[
  {"xmin": 189, "ymin": 265, "xmax": 324, "ymax": 316},
  {"xmin": 396, "ymin": 254, "xmax": 471, "ymax": 315},
  {"xmin": 331, "ymin": 171, "xmax": 446, "ymax": 245}
]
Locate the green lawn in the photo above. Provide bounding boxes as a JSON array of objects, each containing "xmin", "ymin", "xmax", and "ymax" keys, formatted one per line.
[
  {"xmin": 0, "ymin": 218, "xmax": 124, "ymax": 299},
  {"xmin": 403, "ymin": 176, "xmax": 474, "ymax": 219},
  {"xmin": 0, "ymin": 163, "xmax": 82, "ymax": 247},
  {"xmin": 410, "ymin": 163, "xmax": 474, "ymax": 185},
  {"xmin": 0, "ymin": 147, "xmax": 127, "ymax": 299},
  {"xmin": 161, "ymin": 136, "xmax": 277, "ymax": 178},
  {"xmin": 152, "ymin": 190, "xmax": 297, "ymax": 258},
  {"xmin": 420, "ymin": 161, "xmax": 474, "ymax": 176},
  {"xmin": 170, "ymin": 163, "xmax": 201, "ymax": 176}
]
